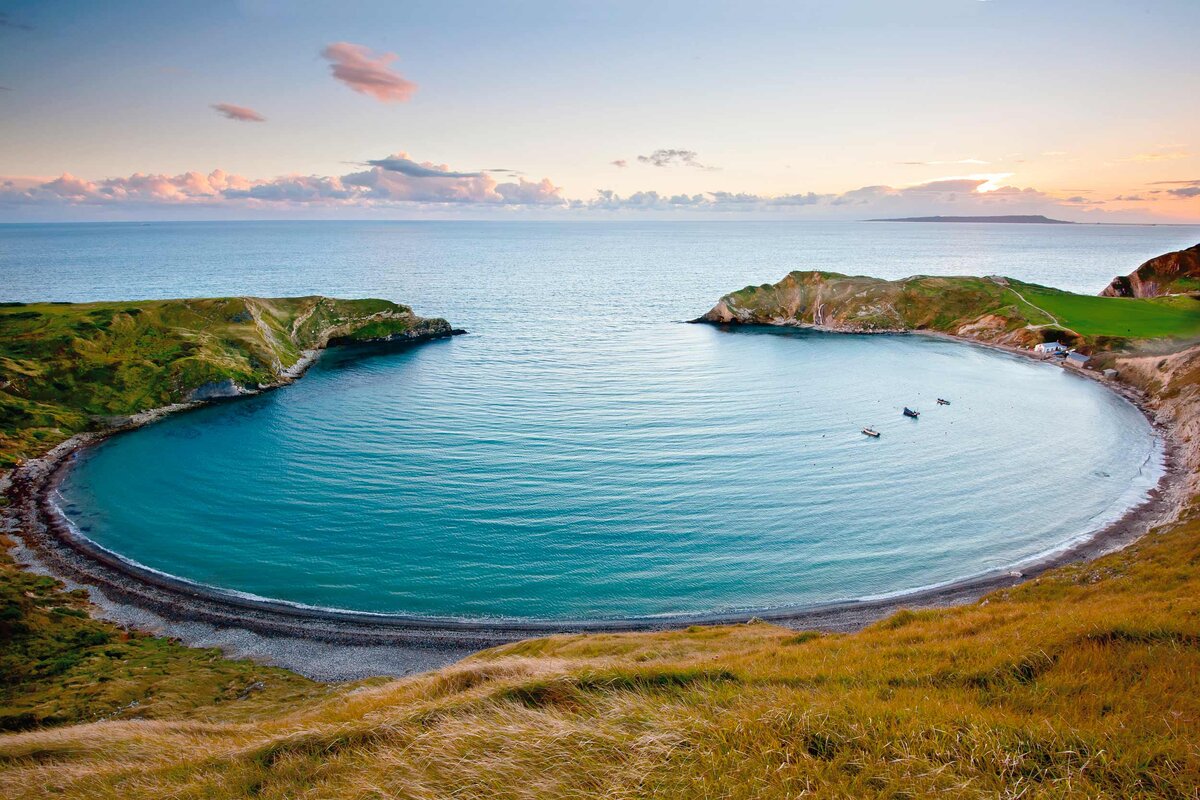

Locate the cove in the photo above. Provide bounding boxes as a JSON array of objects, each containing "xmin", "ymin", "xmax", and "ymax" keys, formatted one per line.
[{"xmin": 57, "ymin": 324, "xmax": 1161, "ymax": 620}]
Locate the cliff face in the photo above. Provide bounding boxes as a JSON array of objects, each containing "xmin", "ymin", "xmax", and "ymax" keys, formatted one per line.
[
  {"xmin": 699, "ymin": 271, "xmax": 1051, "ymax": 348},
  {"xmin": 1102, "ymin": 244, "xmax": 1200, "ymax": 298},
  {"xmin": 0, "ymin": 296, "xmax": 456, "ymax": 466}
]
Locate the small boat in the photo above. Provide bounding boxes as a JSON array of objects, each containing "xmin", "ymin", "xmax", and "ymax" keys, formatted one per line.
[
  {"xmin": 903, "ymin": 407, "xmax": 920, "ymax": 418},
  {"xmin": 937, "ymin": 398, "xmax": 950, "ymax": 406},
  {"xmin": 862, "ymin": 427, "xmax": 881, "ymax": 438}
]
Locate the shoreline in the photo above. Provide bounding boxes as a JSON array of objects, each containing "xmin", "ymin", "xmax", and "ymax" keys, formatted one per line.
[{"xmin": 3, "ymin": 328, "xmax": 1189, "ymax": 681}]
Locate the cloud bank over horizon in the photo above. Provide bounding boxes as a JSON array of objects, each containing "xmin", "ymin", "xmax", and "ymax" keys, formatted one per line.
[
  {"xmin": 0, "ymin": 152, "xmax": 1167, "ymax": 222},
  {"xmin": 1, "ymin": 2, "xmax": 1196, "ymax": 223}
]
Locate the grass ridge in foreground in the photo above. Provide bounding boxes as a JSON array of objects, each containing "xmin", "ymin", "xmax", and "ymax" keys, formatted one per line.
[{"xmin": 2, "ymin": 284, "xmax": 1200, "ymax": 797}]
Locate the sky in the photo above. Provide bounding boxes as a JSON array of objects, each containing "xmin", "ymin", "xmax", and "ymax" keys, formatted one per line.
[{"xmin": 1, "ymin": 0, "xmax": 1198, "ymax": 222}]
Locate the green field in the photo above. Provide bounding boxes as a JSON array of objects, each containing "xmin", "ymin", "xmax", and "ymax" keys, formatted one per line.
[{"xmin": 1011, "ymin": 283, "xmax": 1200, "ymax": 339}]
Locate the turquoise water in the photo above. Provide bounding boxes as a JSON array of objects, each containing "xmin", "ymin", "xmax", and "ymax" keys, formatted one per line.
[{"xmin": 4, "ymin": 221, "xmax": 1191, "ymax": 619}]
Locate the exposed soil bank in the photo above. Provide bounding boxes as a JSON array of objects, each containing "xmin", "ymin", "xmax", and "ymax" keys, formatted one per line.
[{"xmin": 3, "ymin": 328, "xmax": 1189, "ymax": 682}]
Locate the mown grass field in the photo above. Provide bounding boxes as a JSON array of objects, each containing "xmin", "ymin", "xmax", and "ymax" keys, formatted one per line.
[{"xmin": 1012, "ymin": 283, "xmax": 1200, "ymax": 339}]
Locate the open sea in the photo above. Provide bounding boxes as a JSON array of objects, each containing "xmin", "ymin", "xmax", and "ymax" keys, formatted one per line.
[{"xmin": 3, "ymin": 220, "xmax": 1197, "ymax": 619}]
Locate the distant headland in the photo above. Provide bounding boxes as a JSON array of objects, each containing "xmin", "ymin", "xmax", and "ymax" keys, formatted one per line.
[{"xmin": 867, "ymin": 214, "xmax": 1075, "ymax": 224}]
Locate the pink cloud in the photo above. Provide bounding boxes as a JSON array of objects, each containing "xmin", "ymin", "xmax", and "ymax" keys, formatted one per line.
[
  {"xmin": 496, "ymin": 178, "xmax": 564, "ymax": 205},
  {"xmin": 321, "ymin": 42, "xmax": 417, "ymax": 103},
  {"xmin": 211, "ymin": 103, "xmax": 266, "ymax": 122},
  {"xmin": 40, "ymin": 173, "xmax": 96, "ymax": 200},
  {"xmin": 2, "ymin": 157, "xmax": 1189, "ymax": 223},
  {"xmin": 0, "ymin": 154, "xmax": 565, "ymax": 210}
]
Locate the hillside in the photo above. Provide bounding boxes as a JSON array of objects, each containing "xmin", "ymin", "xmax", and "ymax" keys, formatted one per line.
[
  {"xmin": 699, "ymin": 270, "xmax": 1200, "ymax": 348},
  {"xmin": 0, "ymin": 296, "xmax": 455, "ymax": 468},
  {"xmin": 3, "ymin": 281, "xmax": 1200, "ymax": 797},
  {"xmin": 0, "ymin": 297, "xmax": 455, "ymax": 730},
  {"xmin": 1102, "ymin": 243, "xmax": 1200, "ymax": 298}
]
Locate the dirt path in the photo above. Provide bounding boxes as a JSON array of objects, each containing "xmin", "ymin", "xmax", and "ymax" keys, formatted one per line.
[{"xmin": 991, "ymin": 277, "xmax": 1063, "ymax": 328}]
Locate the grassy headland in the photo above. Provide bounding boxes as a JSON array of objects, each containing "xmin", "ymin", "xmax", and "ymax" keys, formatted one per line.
[
  {"xmin": 3, "ymin": 255, "xmax": 1200, "ymax": 797},
  {"xmin": 701, "ymin": 271, "xmax": 1200, "ymax": 346},
  {"xmin": 0, "ymin": 296, "xmax": 453, "ymax": 468}
]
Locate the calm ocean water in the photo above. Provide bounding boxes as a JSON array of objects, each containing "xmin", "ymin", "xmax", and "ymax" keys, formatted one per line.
[{"xmin": 4, "ymin": 220, "xmax": 1196, "ymax": 619}]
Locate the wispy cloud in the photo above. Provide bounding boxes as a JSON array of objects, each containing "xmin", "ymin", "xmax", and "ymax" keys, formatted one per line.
[
  {"xmin": 1127, "ymin": 151, "xmax": 1191, "ymax": 163},
  {"xmin": 321, "ymin": 42, "xmax": 417, "ymax": 103},
  {"xmin": 1147, "ymin": 179, "xmax": 1200, "ymax": 198},
  {"xmin": 211, "ymin": 103, "xmax": 266, "ymax": 123},
  {"xmin": 585, "ymin": 177, "xmax": 1057, "ymax": 214},
  {"xmin": 635, "ymin": 149, "xmax": 715, "ymax": 170},
  {"xmin": 899, "ymin": 158, "xmax": 989, "ymax": 166},
  {"xmin": 364, "ymin": 156, "xmax": 480, "ymax": 178},
  {"xmin": 611, "ymin": 159, "xmax": 628, "ymax": 168}
]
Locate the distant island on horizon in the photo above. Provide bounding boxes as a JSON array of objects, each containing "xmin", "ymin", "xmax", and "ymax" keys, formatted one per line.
[{"xmin": 867, "ymin": 214, "xmax": 1076, "ymax": 224}]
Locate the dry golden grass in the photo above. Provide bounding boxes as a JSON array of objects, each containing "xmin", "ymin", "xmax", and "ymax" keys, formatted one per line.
[
  {"xmin": 4, "ymin": 305, "xmax": 1200, "ymax": 798},
  {"xmin": 2, "ymin": 505, "xmax": 1199, "ymax": 798}
]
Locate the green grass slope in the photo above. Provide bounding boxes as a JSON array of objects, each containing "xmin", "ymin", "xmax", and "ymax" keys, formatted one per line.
[
  {"xmin": 1016, "ymin": 284, "xmax": 1200, "ymax": 338},
  {"xmin": 0, "ymin": 296, "xmax": 451, "ymax": 730},
  {"xmin": 0, "ymin": 296, "xmax": 451, "ymax": 467}
]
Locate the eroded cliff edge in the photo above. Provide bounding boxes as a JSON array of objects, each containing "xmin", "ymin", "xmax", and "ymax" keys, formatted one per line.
[{"xmin": 1102, "ymin": 243, "xmax": 1200, "ymax": 298}]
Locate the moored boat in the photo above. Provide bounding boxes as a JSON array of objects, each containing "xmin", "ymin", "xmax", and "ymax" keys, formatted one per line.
[
  {"xmin": 903, "ymin": 407, "xmax": 920, "ymax": 418},
  {"xmin": 862, "ymin": 427, "xmax": 881, "ymax": 438},
  {"xmin": 937, "ymin": 398, "xmax": 950, "ymax": 405}
]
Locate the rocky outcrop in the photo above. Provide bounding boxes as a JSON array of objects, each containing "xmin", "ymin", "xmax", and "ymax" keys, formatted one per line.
[
  {"xmin": 1101, "ymin": 244, "xmax": 1200, "ymax": 297},
  {"xmin": 187, "ymin": 378, "xmax": 245, "ymax": 401}
]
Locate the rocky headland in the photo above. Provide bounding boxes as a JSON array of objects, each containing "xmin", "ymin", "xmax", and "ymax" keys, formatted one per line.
[{"xmin": 1102, "ymin": 243, "xmax": 1200, "ymax": 298}]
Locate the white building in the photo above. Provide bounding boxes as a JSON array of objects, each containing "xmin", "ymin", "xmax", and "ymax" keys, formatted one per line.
[{"xmin": 1034, "ymin": 341, "xmax": 1069, "ymax": 355}]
